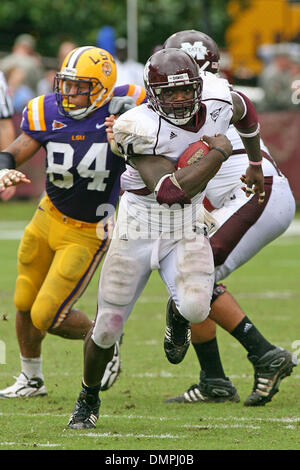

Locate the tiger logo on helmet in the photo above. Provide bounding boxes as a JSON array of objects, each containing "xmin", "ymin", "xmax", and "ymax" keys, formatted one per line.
[{"xmin": 54, "ymin": 46, "xmax": 117, "ymax": 119}]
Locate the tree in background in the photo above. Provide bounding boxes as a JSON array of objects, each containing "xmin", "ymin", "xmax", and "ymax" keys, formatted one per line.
[{"xmin": 0, "ymin": 0, "xmax": 236, "ymax": 65}]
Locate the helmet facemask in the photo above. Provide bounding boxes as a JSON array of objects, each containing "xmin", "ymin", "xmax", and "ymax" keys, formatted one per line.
[
  {"xmin": 54, "ymin": 74, "xmax": 111, "ymax": 120},
  {"xmin": 54, "ymin": 46, "xmax": 116, "ymax": 120},
  {"xmin": 144, "ymin": 49, "xmax": 203, "ymax": 126},
  {"xmin": 149, "ymin": 81, "xmax": 201, "ymax": 126}
]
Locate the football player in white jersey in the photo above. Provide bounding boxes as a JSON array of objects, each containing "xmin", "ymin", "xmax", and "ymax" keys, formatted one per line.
[
  {"xmin": 161, "ymin": 30, "xmax": 297, "ymax": 407},
  {"xmin": 68, "ymin": 47, "xmax": 269, "ymax": 429}
]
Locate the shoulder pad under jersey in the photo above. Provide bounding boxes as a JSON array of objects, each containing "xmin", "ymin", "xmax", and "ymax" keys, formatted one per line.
[{"xmin": 113, "ymin": 105, "xmax": 158, "ymax": 156}]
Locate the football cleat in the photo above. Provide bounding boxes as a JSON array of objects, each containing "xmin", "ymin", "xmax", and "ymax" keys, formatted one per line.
[
  {"xmin": 100, "ymin": 339, "xmax": 122, "ymax": 391},
  {"xmin": 164, "ymin": 297, "xmax": 191, "ymax": 364},
  {"xmin": 68, "ymin": 391, "xmax": 101, "ymax": 429},
  {"xmin": 244, "ymin": 347, "xmax": 298, "ymax": 406},
  {"xmin": 0, "ymin": 372, "xmax": 47, "ymax": 398},
  {"xmin": 165, "ymin": 371, "xmax": 240, "ymax": 403}
]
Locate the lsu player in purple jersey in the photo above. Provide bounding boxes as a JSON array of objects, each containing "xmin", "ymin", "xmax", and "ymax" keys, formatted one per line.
[
  {"xmin": 161, "ymin": 30, "xmax": 297, "ymax": 407},
  {"xmin": 0, "ymin": 46, "xmax": 146, "ymax": 398}
]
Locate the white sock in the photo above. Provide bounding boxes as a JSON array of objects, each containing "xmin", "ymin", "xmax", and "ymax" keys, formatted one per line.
[{"xmin": 20, "ymin": 355, "xmax": 44, "ymax": 381}]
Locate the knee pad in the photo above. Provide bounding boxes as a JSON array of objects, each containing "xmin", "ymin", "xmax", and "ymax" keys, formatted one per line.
[
  {"xmin": 92, "ymin": 310, "xmax": 124, "ymax": 349},
  {"xmin": 178, "ymin": 285, "xmax": 212, "ymax": 323},
  {"xmin": 14, "ymin": 275, "xmax": 38, "ymax": 312},
  {"xmin": 18, "ymin": 228, "xmax": 39, "ymax": 265},
  {"xmin": 101, "ymin": 252, "xmax": 140, "ymax": 306},
  {"xmin": 176, "ymin": 235, "xmax": 214, "ymax": 323},
  {"xmin": 30, "ymin": 292, "xmax": 58, "ymax": 330},
  {"xmin": 58, "ymin": 245, "xmax": 92, "ymax": 282}
]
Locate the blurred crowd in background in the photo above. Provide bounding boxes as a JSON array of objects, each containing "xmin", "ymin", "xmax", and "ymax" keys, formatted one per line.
[
  {"xmin": 0, "ymin": 28, "xmax": 145, "ymax": 115},
  {"xmin": 1, "ymin": 27, "xmax": 300, "ymax": 115}
]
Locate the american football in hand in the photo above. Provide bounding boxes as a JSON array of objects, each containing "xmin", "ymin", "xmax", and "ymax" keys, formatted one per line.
[{"xmin": 176, "ymin": 139, "xmax": 210, "ymax": 170}]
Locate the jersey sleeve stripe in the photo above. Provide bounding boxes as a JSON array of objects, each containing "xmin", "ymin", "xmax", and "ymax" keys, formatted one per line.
[
  {"xmin": 27, "ymin": 99, "xmax": 34, "ymax": 130},
  {"xmin": 28, "ymin": 96, "xmax": 46, "ymax": 131},
  {"xmin": 127, "ymin": 84, "xmax": 136, "ymax": 98},
  {"xmin": 38, "ymin": 95, "xmax": 46, "ymax": 131},
  {"xmin": 126, "ymin": 84, "xmax": 147, "ymax": 105}
]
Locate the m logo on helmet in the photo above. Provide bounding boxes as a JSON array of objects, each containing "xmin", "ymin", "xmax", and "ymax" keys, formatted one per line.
[{"xmin": 180, "ymin": 42, "xmax": 208, "ymax": 61}]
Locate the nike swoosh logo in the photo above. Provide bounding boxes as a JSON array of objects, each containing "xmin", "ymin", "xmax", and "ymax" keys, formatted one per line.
[{"xmin": 96, "ymin": 123, "xmax": 105, "ymax": 129}]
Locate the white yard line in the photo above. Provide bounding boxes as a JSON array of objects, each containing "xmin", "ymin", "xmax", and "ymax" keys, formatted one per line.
[
  {"xmin": 74, "ymin": 432, "xmax": 183, "ymax": 439},
  {"xmin": 0, "ymin": 412, "xmax": 299, "ymax": 423},
  {"xmin": 0, "ymin": 441, "xmax": 61, "ymax": 447},
  {"xmin": 1, "ymin": 219, "xmax": 300, "ymax": 241}
]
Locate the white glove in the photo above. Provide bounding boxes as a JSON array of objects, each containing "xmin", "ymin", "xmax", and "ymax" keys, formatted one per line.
[{"xmin": 108, "ymin": 96, "xmax": 136, "ymax": 115}]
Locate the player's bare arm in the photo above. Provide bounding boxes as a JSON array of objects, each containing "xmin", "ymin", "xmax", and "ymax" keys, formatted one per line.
[
  {"xmin": 4, "ymin": 132, "xmax": 41, "ymax": 166},
  {"xmin": 230, "ymin": 91, "xmax": 265, "ymax": 202},
  {"xmin": 0, "ymin": 133, "xmax": 39, "ymax": 191},
  {"xmin": 130, "ymin": 134, "xmax": 231, "ymax": 204},
  {"xmin": 0, "ymin": 118, "xmax": 16, "ymax": 149}
]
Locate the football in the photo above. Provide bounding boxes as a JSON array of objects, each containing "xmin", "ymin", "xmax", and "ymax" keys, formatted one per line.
[{"xmin": 176, "ymin": 139, "xmax": 211, "ymax": 169}]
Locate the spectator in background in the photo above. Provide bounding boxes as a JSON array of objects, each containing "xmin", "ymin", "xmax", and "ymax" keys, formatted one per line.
[
  {"xmin": 1, "ymin": 34, "xmax": 44, "ymax": 95},
  {"xmin": 258, "ymin": 43, "xmax": 295, "ymax": 110},
  {"xmin": 114, "ymin": 37, "xmax": 144, "ymax": 88},
  {"xmin": 290, "ymin": 52, "xmax": 300, "ymax": 109},
  {"xmin": 96, "ymin": 27, "xmax": 144, "ymax": 88},
  {"xmin": 37, "ymin": 41, "xmax": 78, "ymax": 96},
  {"xmin": 5, "ymin": 66, "xmax": 35, "ymax": 113},
  {"xmin": 57, "ymin": 40, "xmax": 78, "ymax": 68},
  {"xmin": 96, "ymin": 26, "xmax": 116, "ymax": 57}
]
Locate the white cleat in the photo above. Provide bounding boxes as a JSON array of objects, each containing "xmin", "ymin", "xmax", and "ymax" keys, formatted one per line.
[
  {"xmin": 0, "ymin": 372, "xmax": 47, "ymax": 398},
  {"xmin": 100, "ymin": 341, "xmax": 121, "ymax": 391}
]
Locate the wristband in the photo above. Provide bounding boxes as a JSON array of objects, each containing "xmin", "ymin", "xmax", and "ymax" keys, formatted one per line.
[
  {"xmin": 248, "ymin": 160, "xmax": 262, "ymax": 166},
  {"xmin": 154, "ymin": 173, "xmax": 172, "ymax": 193},
  {"xmin": 0, "ymin": 151, "xmax": 16, "ymax": 170},
  {"xmin": 210, "ymin": 146, "xmax": 229, "ymax": 161}
]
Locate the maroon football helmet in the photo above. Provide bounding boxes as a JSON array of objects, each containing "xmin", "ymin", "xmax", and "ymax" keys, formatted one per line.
[
  {"xmin": 144, "ymin": 48, "xmax": 203, "ymax": 126},
  {"xmin": 163, "ymin": 30, "xmax": 220, "ymax": 74}
]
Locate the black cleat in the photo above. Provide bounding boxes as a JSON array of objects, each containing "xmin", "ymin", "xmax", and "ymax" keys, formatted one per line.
[
  {"xmin": 165, "ymin": 371, "xmax": 240, "ymax": 403},
  {"xmin": 164, "ymin": 297, "xmax": 191, "ymax": 364},
  {"xmin": 244, "ymin": 347, "xmax": 298, "ymax": 406},
  {"xmin": 68, "ymin": 390, "xmax": 100, "ymax": 429}
]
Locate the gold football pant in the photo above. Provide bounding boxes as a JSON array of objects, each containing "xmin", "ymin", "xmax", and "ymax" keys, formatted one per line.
[{"xmin": 14, "ymin": 195, "xmax": 112, "ymax": 330}]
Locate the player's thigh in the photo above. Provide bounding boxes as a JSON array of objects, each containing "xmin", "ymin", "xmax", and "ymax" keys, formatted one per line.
[
  {"xmin": 159, "ymin": 233, "xmax": 215, "ymax": 323},
  {"xmin": 30, "ymin": 232, "xmax": 107, "ymax": 331},
  {"xmin": 93, "ymin": 231, "xmax": 152, "ymax": 348},
  {"xmin": 213, "ymin": 176, "xmax": 295, "ymax": 281},
  {"xmin": 14, "ymin": 214, "xmax": 54, "ymax": 313}
]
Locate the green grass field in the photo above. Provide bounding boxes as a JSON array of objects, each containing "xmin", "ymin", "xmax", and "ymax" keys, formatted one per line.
[{"xmin": 0, "ymin": 199, "xmax": 299, "ymax": 451}]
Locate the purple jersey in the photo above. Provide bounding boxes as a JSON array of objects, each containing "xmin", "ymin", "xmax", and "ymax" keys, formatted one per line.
[{"xmin": 21, "ymin": 85, "xmax": 146, "ymax": 222}]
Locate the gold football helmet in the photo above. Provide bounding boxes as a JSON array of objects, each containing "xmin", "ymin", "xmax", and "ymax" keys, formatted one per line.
[{"xmin": 54, "ymin": 46, "xmax": 117, "ymax": 119}]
